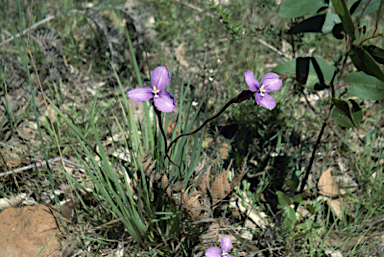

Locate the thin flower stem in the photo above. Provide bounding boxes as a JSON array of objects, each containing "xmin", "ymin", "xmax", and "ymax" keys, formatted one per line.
[
  {"xmin": 167, "ymin": 90, "xmax": 253, "ymax": 153},
  {"xmin": 155, "ymin": 108, "xmax": 181, "ymax": 169}
]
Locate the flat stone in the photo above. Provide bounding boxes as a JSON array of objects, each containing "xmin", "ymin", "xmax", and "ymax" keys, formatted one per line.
[{"xmin": 0, "ymin": 205, "xmax": 61, "ymax": 257}]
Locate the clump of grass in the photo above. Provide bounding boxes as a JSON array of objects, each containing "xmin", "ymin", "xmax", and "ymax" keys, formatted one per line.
[{"xmin": 1, "ymin": 0, "xmax": 384, "ymax": 256}]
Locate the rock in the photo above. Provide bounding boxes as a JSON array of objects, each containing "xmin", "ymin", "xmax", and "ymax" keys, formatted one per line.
[{"xmin": 0, "ymin": 205, "xmax": 61, "ymax": 257}]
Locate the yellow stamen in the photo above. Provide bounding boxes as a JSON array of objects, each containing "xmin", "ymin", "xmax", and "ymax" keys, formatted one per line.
[
  {"xmin": 259, "ymin": 84, "xmax": 266, "ymax": 96},
  {"xmin": 153, "ymin": 86, "xmax": 160, "ymax": 98},
  {"xmin": 153, "ymin": 86, "xmax": 160, "ymax": 94}
]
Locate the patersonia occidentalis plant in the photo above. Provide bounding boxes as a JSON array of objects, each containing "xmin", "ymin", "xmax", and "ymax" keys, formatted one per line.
[
  {"xmin": 127, "ymin": 66, "xmax": 282, "ymax": 167},
  {"xmin": 166, "ymin": 71, "xmax": 282, "ymax": 159},
  {"xmin": 244, "ymin": 70, "xmax": 283, "ymax": 110},
  {"xmin": 205, "ymin": 236, "xmax": 234, "ymax": 257},
  {"xmin": 128, "ymin": 66, "xmax": 176, "ymax": 112}
]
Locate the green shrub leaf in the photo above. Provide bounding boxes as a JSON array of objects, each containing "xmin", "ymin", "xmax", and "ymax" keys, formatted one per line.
[
  {"xmin": 332, "ymin": 98, "xmax": 363, "ymax": 128},
  {"xmin": 363, "ymin": 45, "xmax": 384, "ymax": 64},
  {"xmin": 322, "ymin": 13, "xmax": 342, "ymax": 33},
  {"xmin": 331, "ymin": 0, "xmax": 356, "ymax": 40},
  {"xmin": 278, "ymin": 0, "xmax": 328, "ymax": 18},
  {"xmin": 345, "ymin": 72, "xmax": 384, "ymax": 100},
  {"xmin": 351, "ymin": 0, "xmax": 382, "ymax": 16},
  {"xmin": 272, "ymin": 57, "xmax": 334, "ymax": 89},
  {"xmin": 350, "ymin": 44, "xmax": 384, "ymax": 83},
  {"xmin": 287, "ymin": 14, "xmax": 326, "ymax": 34}
]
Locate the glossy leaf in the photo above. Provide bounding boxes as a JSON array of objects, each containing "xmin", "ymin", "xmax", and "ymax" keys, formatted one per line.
[
  {"xmin": 311, "ymin": 57, "xmax": 328, "ymax": 89},
  {"xmin": 332, "ymin": 23, "xmax": 345, "ymax": 39},
  {"xmin": 278, "ymin": 0, "xmax": 328, "ymax": 18},
  {"xmin": 287, "ymin": 14, "xmax": 326, "ymax": 34},
  {"xmin": 351, "ymin": 0, "xmax": 382, "ymax": 16},
  {"xmin": 332, "ymin": 98, "xmax": 362, "ymax": 128},
  {"xmin": 350, "ymin": 0, "xmax": 362, "ymax": 15},
  {"xmin": 322, "ymin": 13, "xmax": 342, "ymax": 33},
  {"xmin": 345, "ymin": 72, "xmax": 384, "ymax": 100},
  {"xmin": 363, "ymin": 45, "xmax": 384, "ymax": 64},
  {"xmin": 376, "ymin": 0, "xmax": 383, "ymax": 24},
  {"xmin": 272, "ymin": 57, "xmax": 334, "ymax": 89},
  {"xmin": 296, "ymin": 57, "xmax": 311, "ymax": 84},
  {"xmin": 331, "ymin": 0, "xmax": 356, "ymax": 40},
  {"xmin": 350, "ymin": 44, "xmax": 384, "ymax": 83}
]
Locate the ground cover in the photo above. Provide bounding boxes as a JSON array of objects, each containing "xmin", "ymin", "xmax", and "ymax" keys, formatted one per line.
[{"xmin": 0, "ymin": 0, "xmax": 384, "ymax": 256}]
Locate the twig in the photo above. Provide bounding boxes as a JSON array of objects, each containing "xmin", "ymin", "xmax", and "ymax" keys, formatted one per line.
[
  {"xmin": 0, "ymin": 10, "xmax": 83, "ymax": 47},
  {"xmin": 356, "ymin": 0, "xmax": 372, "ymax": 29},
  {"xmin": 254, "ymin": 38, "xmax": 291, "ymax": 61},
  {"xmin": 172, "ymin": 0, "xmax": 214, "ymax": 18},
  {"xmin": 295, "ymin": 104, "xmax": 334, "ymax": 210},
  {"xmin": 298, "ymin": 88, "xmax": 317, "ymax": 114},
  {"xmin": 338, "ymin": 36, "xmax": 350, "ymax": 90},
  {"xmin": 0, "ymin": 15, "xmax": 55, "ymax": 47},
  {"xmin": 372, "ymin": 0, "xmax": 383, "ymax": 37},
  {"xmin": 0, "ymin": 157, "xmax": 94, "ymax": 178}
]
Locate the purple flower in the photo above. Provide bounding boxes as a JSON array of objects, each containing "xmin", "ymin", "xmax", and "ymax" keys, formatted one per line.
[
  {"xmin": 205, "ymin": 236, "xmax": 234, "ymax": 257},
  {"xmin": 127, "ymin": 66, "xmax": 176, "ymax": 112},
  {"xmin": 244, "ymin": 70, "xmax": 282, "ymax": 110}
]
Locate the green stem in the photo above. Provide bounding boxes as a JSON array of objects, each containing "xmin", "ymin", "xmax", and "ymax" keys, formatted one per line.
[{"xmin": 155, "ymin": 108, "xmax": 180, "ymax": 169}]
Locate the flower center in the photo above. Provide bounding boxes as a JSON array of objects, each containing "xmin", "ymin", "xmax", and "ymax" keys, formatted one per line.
[
  {"xmin": 259, "ymin": 84, "xmax": 266, "ymax": 97},
  {"xmin": 153, "ymin": 86, "xmax": 160, "ymax": 98},
  {"xmin": 222, "ymin": 250, "xmax": 228, "ymax": 256}
]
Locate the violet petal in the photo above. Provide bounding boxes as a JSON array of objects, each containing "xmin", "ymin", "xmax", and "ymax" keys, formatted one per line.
[
  {"xmin": 151, "ymin": 66, "xmax": 171, "ymax": 91},
  {"xmin": 205, "ymin": 247, "xmax": 222, "ymax": 257},
  {"xmin": 127, "ymin": 87, "xmax": 153, "ymax": 102},
  {"xmin": 225, "ymin": 255, "xmax": 234, "ymax": 257},
  {"xmin": 154, "ymin": 90, "xmax": 176, "ymax": 112},
  {"xmin": 255, "ymin": 93, "xmax": 276, "ymax": 110},
  {"xmin": 261, "ymin": 73, "xmax": 282, "ymax": 93},
  {"xmin": 221, "ymin": 236, "xmax": 232, "ymax": 252},
  {"xmin": 244, "ymin": 70, "xmax": 259, "ymax": 92}
]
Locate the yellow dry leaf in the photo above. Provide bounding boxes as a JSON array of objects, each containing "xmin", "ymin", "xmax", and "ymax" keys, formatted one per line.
[
  {"xmin": 197, "ymin": 166, "xmax": 211, "ymax": 194},
  {"xmin": 183, "ymin": 186, "xmax": 203, "ymax": 219},
  {"xmin": 318, "ymin": 167, "xmax": 339, "ymax": 197},
  {"xmin": 324, "ymin": 197, "xmax": 342, "ymax": 218}
]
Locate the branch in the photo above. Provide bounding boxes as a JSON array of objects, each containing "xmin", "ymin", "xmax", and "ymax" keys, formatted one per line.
[
  {"xmin": 0, "ymin": 10, "xmax": 83, "ymax": 47},
  {"xmin": 295, "ymin": 104, "xmax": 334, "ymax": 209}
]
